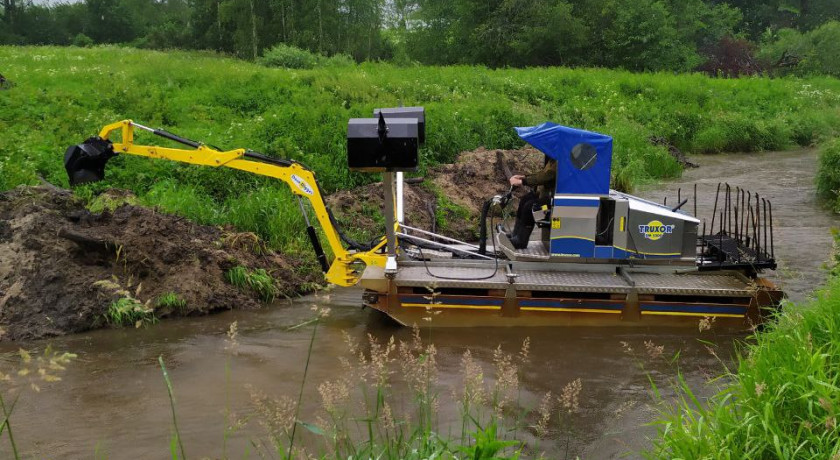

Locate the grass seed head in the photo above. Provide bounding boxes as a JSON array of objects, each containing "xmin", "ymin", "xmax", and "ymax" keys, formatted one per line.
[{"xmin": 558, "ymin": 378, "xmax": 582, "ymax": 414}]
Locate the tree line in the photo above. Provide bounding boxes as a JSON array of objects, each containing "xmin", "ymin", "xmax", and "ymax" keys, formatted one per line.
[{"xmin": 2, "ymin": 0, "xmax": 839, "ymax": 75}]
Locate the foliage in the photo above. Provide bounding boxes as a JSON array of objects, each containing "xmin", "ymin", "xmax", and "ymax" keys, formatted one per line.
[
  {"xmin": 1, "ymin": 46, "xmax": 839, "ymax": 248},
  {"xmin": 260, "ymin": 43, "xmax": 322, "ymax": 69},
  {"xmin": 600, "ymin": 0, "xmax": 699, "ymax": 72},
  {"xmin": 816, "ymin": 139, "xmax": 840, "ymax": 211},
  {"xmin": 71, "ymin": 33, "xmax": 94, "ymax": 48},
  {"xmin": 760, "ymin": 20, "xmax": 840, "ymax": 77},
  {"xmin": 226, "ymin": 266, "xmax": 278, "ymax": 302},
  {"xmin": 648, "ymin": 276, "xmax": 840, "ymax": 458},
  {"xmin": 3, "ymin": 0, "xmax": 840, "ymax": 73},
  {"xmin": 698, "ymin": 36, "xmax": 762, "ymax": 77}
]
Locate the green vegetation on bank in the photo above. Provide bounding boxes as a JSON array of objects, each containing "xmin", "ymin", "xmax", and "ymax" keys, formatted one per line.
[
  {"xmin": 1, "ymin": 46, "xmax": 839, "ymax": 249},
  {"xmin": 817, "ymin": 139, "xmax": 840, "ymax": 211},
  {"xmin": 648, "ymin": 247, "xmax": 840, "ymax": 458}
]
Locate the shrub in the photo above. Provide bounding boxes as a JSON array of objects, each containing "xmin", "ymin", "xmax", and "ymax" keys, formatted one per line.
[
  {"xmin": 698, "ymin": 36, "xmax": 762, "ymax": 77},
  {"xmin": 260, "ymin": 44, "xmax": 321, "ymax": 69},
  {"xmin": 322, "ymin": 53, "xmax": 355, "ymax": 67},
  {"xmin": 817, "ymin": 139, "xmax": 840, "ymax": 210},
  {"xmin": 72, "ymin": 33, "xmax": 94, "ymax": 48},
  {"xmin": 760, "ymin": 21, "xmax": 840, "ymax": 77}
]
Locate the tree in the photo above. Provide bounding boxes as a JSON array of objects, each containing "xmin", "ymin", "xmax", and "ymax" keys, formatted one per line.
[{"xmin": 600, "ymin": 0, "xmax": 698, "ymax": 71}]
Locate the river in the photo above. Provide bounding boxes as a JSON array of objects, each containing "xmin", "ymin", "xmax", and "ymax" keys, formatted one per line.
[{"xmin": 0, "ymin": 148, "xmax": 835, "ymax": 459}]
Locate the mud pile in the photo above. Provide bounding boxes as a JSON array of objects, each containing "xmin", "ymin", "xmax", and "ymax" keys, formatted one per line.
[
  {"xmin": 0, "ymin": 187, "xmax": 317, "ymax": 341},
  {"xmin": 328, "ymin": 147, "xmax": 544, "ymax": 241}
]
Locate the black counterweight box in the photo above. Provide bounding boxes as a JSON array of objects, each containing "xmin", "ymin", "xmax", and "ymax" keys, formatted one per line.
[
  {"xmin": 347, "ymin": 116, "xmax": 419, "ymax": 172},
  {"xmin": 373, "ymin": 107, "xmax": 426, "ymax": 144}
]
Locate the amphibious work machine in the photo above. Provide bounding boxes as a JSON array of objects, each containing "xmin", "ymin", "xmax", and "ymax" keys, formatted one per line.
[{"xmin": 65, "ymin": 111, "xmax": 783, "ymax": 328}]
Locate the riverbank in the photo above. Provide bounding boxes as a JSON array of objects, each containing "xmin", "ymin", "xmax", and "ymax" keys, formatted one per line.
[
  {"xmin": 0, "ymin": 186, "xmax": 320, "ymax": 340},
  {"xmin": 3, "ymin": 46, "xmax": 840, "ymax": 249},
  {"xmin": 647, "ymin": 244, "xmax": 840, "ymax": 458}
]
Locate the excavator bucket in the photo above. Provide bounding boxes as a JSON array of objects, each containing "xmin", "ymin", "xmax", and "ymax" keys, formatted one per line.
[{"xmin": 64, "ymin": 137, "xmax": 116, "ymax": 186}]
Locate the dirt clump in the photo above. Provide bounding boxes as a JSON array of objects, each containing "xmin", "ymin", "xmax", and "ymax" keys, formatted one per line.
[
  {"xmin": 327, "ymin": 147, "xmax": 544, "ymax": 241},
  {"xmin": 0, "ymin": 186, "xmax": 318, "ymax": 341}
]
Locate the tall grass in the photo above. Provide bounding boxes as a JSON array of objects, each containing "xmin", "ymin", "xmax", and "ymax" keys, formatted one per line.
[
  {"xmin": 1, "ymin": 46, "xmax": 839, "ymax": 248},
  {"xmin": 817, "ymin": 139, "xmax": 840, "ymax": 212},
  {"xmin": 647, "ymin": 278, "xmax": 840, "ymax": 458}
]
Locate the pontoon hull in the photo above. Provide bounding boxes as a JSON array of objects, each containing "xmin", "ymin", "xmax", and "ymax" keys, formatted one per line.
[{"xmin": 359, "ymin": 264, "xmax": 783, "ymax": 328}]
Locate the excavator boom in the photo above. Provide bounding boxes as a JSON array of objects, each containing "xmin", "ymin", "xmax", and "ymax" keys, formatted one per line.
[{"xmin": 64, "ymin": 119, "xmax": 386, "ymax": 287}]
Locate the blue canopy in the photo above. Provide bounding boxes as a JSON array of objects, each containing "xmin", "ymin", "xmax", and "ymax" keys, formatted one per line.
[{"xmin": 515, "ymin": 122, "xmax": 613, "ymax": 195}]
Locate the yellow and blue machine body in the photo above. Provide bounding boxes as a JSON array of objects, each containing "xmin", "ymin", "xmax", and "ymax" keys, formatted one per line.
[{"xmin": 517, "ymin": 123, "xmax": 698, "ymax": 262}]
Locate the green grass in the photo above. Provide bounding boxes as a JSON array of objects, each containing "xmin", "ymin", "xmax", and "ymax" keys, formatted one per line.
[
  {"xmin": 225, "ymin": 266, "xmax": 278, "ymax": 302},
  {"xmin": 817, "ymin": 139, "xmax": 840, "ymax": 212},
  {"xmin": 155, "ymin": 292, "xmax": 187, "ymax": 311},
  {"xmin": 648, "ymin": 279, "xmax": 840, "ymax": 458},
  {"xmin": 106, "ymin": 297, "xmax": 157, "ymax": 327},
  {"xmin": 1, "ymin": 46, "xmax": 839, "ymax": 250}
]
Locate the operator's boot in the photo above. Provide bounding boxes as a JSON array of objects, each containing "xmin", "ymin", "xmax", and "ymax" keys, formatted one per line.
[{"xmin": 508, "ymin": 225, "xmax": 534, "ymax": 250}]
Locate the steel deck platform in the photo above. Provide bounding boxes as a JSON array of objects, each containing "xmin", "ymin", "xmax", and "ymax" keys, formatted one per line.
[{"xmin": 392, "ymin": 265, "xmax": 755, "ymax": 297}]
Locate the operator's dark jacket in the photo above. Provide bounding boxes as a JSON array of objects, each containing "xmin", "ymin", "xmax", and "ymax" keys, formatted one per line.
[{"xmin": 522, "ymin": 159, "xmax": 557, "ymax": 201}]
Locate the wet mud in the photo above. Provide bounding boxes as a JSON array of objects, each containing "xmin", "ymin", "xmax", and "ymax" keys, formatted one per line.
[{"xmin": 0, "ymin": 187, "xmax": 318, "ymax": 341}]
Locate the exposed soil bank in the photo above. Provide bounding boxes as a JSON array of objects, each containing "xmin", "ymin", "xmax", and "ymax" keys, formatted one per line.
[
  {"xmin": 0, "ymin": 186, "xmax": 318, "ymax": 341},
  {"xmin": 0, "ymin": 147, "xmax": 536, "ymax": 341}
]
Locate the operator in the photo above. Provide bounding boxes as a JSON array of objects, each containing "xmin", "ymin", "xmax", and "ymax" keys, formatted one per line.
[{"xmin": 507, "ymin": 157, "xmax": 557, "ymax": 249}]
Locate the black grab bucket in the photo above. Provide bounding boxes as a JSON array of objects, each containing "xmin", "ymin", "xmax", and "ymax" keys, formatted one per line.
[{"xmin": 64, "ymin": 137, "xmax": 116, "ymax": 186}]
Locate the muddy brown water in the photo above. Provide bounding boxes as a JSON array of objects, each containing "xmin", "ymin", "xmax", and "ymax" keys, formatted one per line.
[{"xmin": 0, "ymin": 149, "xmax": 835, "ymax": 459}]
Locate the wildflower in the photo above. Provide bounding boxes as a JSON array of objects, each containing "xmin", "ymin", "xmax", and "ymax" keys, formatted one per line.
[{"xmin": 620, "ymin": 341, "xmax": 633, "ymax": 354}]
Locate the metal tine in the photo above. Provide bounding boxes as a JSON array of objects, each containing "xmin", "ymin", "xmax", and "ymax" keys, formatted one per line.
[
  {"xmin": 762, "ymin": 198, "xmax": 768, "ymax": 259},
  {"xmin": 719, "ymin": 211, "xmax": 725, "ymax": 265},
  {"xmin": 769, "ymin": 200, "xmax": 774, "ymax": 259},
  {"xmin": 734, "ymin": 204, "xmax": 740, "ymax": 262},
  {"xmin": 740, "ymin": 188, "xmax": 746, "ymax": 245},
  {"xmin": 711, "ymin": 183, "xmax": 721, "ymax": 236},
  {"xmin": 678, "ymin": 187, "xmax": 681, "ymax": 205},
  {"xmin": 754, "ymin": 192, "xmax": 761, "ymax": 260},
  {"xmin": 746, "ymin": 191, "xmax": 752, "ymax": 247},
  {"xmin": 723, "ymin": 183, "xmax": 730, "ymax": 235},
  {"xmin": 693, "ymin": 183, "xmax": 697, "ymax": 217},
  {"xmin": 749, "ymin": 204, "xmax": 757, "ymax": 256},
  {"xmin": 735, "ymin": 187, "xmax": 744, "ymax": 244},
  {"xmin": 734, "ymin": 186, "xmax": 740, "ymax": 242}
]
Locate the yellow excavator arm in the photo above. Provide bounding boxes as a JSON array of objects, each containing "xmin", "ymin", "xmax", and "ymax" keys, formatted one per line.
[{"xmin": 65, "ymin": 120, "xmax": 386, "ymax": 287}]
